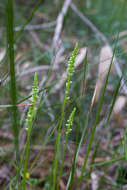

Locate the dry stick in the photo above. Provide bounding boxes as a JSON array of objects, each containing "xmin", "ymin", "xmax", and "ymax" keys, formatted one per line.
[
  {"xmin": 29, "ymin": 31, "xmax": 50, "ymax": 51},
  {"xmin": 53, "ymin": 43, "xmax": 65, "ymax": 67},
  {"xmin": 18, "ymin": 65, "xmax": 57, "ymax": 80},
  {"xmin": 14, "ymin": 21, "xmax": 56, "ymax": 31},
  {"xmin": 52, "ymin": 0, "xmax": 68, "ymax": 87},
  {"xmin": 2, "ymin": 21, "xmax": 56, "ymax": 86},
  {"xmin": 52, "ymin": 0, "xmax": 72, "ymax": 50},
  {"xmin": 3, "ymin": 65, "xmax": 57, "ymax": 84},
  {"xmin": 70, "ymin": 3, "xmax": 127, "ymax": 96},
  {"xmin": 52, "ymin": 0, "xmax": 71, "ymax": 78}
]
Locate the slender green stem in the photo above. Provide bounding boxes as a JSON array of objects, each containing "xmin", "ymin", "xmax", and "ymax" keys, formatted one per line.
[
  {"xmin": 57, "ymin": 108, "xmax": 76, "ymax": 190},
  {"xmin": 15, "ymin": 0, "xmax": 43, "ymax": 41},
  {"xmin": 21, "ymin": 73, "xmax": 38, "ymax": 190},
  {"xmin": 82, "ymin": 51, "xmax": 87, "ymax": 97},
  {"xmin": 66, "ymin": 112, "xmax": 90, "ymax": 190},
  {"xmin": 78, "ymin": 44, "xmax": 117, "ymax": 187},
  {"xmin": 52, "ymin": 94, "xmax": 67, "ymax": 190},
  {"xmin": 89, "ymin": 156, "xmax": 125, "ymax": 167},
  {"xmin": 1, "ymin": 0, "xmax": 43, "ymax": 66},
  {"xmin": 67, "ymin": 134, "xmax": 78, "ymax": 190},
  {"xmin": 6, "ymin": 0, "xmax": 19, "ymax": 164},
  {"xmin": 51, "ymin": 44, "xmax": 78, "ymax": 190}
]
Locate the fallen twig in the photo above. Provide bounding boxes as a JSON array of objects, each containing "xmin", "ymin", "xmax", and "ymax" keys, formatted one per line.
[
  {"xmin": 30, "ymin": 31, "xmax": 50, "ymax": 51},
  {"xmin": 14, "ymin": 21, "xmax": 56, "ymax": 31},
  {"xmin": 52, "ymin": 0, "xmax": 72, "ymax": 50},
  {"xmin": 18, "ymin": 65, "xmax": 57, "ymax": 80}
]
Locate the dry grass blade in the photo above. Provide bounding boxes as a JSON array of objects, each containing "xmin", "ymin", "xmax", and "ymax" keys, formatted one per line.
[
  {"xmin": 91, "ymin": 45, "xmax": 114, "ymax": 105},
  {"xmin": 113, "ymin": 95, "xmax": 126, "ymax": 114},
  {"xmin": 0, "ymin": 48, "xmax": 6, "ymax": 62},
  {"xmin": 52, "ymin": 0, "xmax": 72, "ymax": 50}
]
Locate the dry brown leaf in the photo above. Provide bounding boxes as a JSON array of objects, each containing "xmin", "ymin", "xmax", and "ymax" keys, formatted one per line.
[
  {"xmin": 113, "ymin": 95, "xmax": 126, "ymax": 114},
  {"xmin": 91, "ymin": 45, "xmax": 114, "ymax": 106}
]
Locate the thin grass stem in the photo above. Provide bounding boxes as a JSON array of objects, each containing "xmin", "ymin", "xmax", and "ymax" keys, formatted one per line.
[{"xmin": 6, "ymin": 0, "xmax": 19, "ymax": 164}]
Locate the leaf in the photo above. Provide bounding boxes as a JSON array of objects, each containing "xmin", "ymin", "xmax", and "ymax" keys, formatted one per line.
[
  {"xmin": 113, "ymin": 95, "xmax": 126, "ymax": 114},
  {"xmin": 0, "ymin": 48, "xmax": 6, "ymax": 62},
  {"xmin": 92, "ymin": 45, "xmax": 114, "ymax": 105}
]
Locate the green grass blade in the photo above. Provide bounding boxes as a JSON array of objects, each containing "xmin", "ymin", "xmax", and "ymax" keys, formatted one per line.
[
  {"xmin": 21, "ymin": 73, "xmax": 38, "ymax": 189},
  {"xmin": 57, "ymin": 108, "xmax": 76, "ymax": 190},
  {"xmin": 77, "ymin": 0, "xmax": 127, "ymax": 185},
  {"xmin": 67, "ymin": 55, "xmax": 89, "ymax": 189},
  {"xmin": 15, "ymin": 0, "xmax": 43, "ymax": 41},
  {"xmin": 82, "ymin": 50, "xmax": 88, "ymax": 97},
  {"xmin": 18, "ymin": 82, "xmax": 56, "ymax": 104},
  {"xmin": 89, "ymin": 156, "xmax": 124, "ymax": 167},
  {"xmin": 67, "ymin": 132, "xmax": 79, "ymax": 190},
  {"xmin": 6, "ymin": 0, "xmax": 19, "ymax": 164},
  {"xmin": 51, "ymin": 44, "xmax": 78, "ymax": 190},
  {"xmin": 66, "ymin": 112, "xmax": 90, "ymax": 190},
  {"xmin": 105, "ymin": 76, "xmax": 123, "ymax": 128},
  {"xmin": 123, "ymin": 127, "xmax": 127, "ymax": 161},
  {"xmin": 78, "ymin": 45, "xmax": 118, "ymax": 187},
  {"xmin": 1, "ymin": 0, "xmax": 44, "ymax": 67}
]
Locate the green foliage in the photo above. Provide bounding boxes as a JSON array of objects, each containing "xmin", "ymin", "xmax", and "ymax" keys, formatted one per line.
[
  {"xmin": 22, "ymin": 73, "xmax": 38, "ymax": 189},
  {"xmin": 6, "ymin": 0, "xmax": 19, "ymax": 165},
  {"xmin": 25, "ymin": 73, "xmax": 38, "ymax": 131},
  {"xmin": 1, "ymin": 0, "xmax": 127, "ymax": 189},
  {"xmin": 51, "ymin": 44, "xmax": 78, "ymax": 190},
  {"xmin": 66, "ymin": 107, "xmax": 76, "ymax": 135},
  {"xmin": 66, "ymin": 43, "xmax": 78, "ymax": 98}
]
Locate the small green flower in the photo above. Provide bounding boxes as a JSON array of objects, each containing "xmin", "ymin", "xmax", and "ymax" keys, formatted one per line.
[
  {"xmin": 67, "ymin": 43, "xmax": 78, "ymax": 77},
  {"xmin": 23, "ymin": 73, "xmax": 39, "ymax": 188},
  {"xmin": 25, "ymin": 73, "xmax": 38, "ymax": 131},
  {"xmin": 65, "ymin": 43, "xmax": 78, "ymax": 99},
  {"xmin": 66, "ymin": 107, "xmax": 76, "ymax": 135}
]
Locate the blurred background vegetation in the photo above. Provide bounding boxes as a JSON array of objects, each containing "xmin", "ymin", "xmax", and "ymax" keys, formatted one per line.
[{"xmin": 0, "ymin": 0, "xmax": 127, "ymax": 189}]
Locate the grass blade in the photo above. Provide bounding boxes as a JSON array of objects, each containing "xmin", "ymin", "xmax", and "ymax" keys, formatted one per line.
[
  {"xmin": 78, "ymin": 44, "xmax": 118, "ymax": 187},
  {"xmin": 51, "ymin": 44, "xmax": 78, "ymax": 190},
  {"xmin": 89, "ymin": 156, "xmax": 124, "ymax": 167},
  {"xmin": 82, "ymin": 50, "xmax": 88, "ymax": 97},
  {"xmin": 6, "ymin": 0, "xmax": 19, "ymax": 164},
  {"xmin": 21, "ymin": 73, "xmax": 38, "ymax": 189}
]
